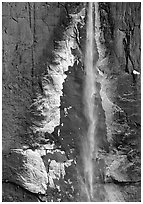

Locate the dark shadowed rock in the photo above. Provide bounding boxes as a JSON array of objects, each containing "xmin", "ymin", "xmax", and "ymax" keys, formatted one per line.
[{"xmin": 2, "ymin": 182, "xmax": 40, "ymax": 202}]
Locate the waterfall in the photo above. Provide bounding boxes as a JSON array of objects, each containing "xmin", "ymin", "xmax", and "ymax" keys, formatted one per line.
[{"xmin": 83, "ymin": 2, "xmax": 97, "ymax": 200}]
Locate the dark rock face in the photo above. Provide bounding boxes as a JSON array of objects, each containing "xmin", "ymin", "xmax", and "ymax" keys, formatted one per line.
[
  {"xmin": 2, "ymin": 183, "xmax": 40, "ymax": 202},
  {"xmin": 2, "ymin": 2, "xmax": 140, "ymax": 202},
  {"xmin": 97, "ymin": 2, "xmax": 141, "ymax": 202}
]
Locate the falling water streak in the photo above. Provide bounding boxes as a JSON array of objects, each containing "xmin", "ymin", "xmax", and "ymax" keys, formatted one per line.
[{"xmin": 83, "ymin": 2, "xmax": 96, "ymax": 199}]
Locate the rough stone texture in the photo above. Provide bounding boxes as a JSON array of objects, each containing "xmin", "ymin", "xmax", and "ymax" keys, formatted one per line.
[
  {"xmin": 3, "ymin": 149, "xmax": 48, "ymax": 194},
  {"xmin": 2, "ymin": 182, "xmax": 41, "ymax": 202},
  {"xmin": 105, "ymin": 155, "xmax": 140, "ymax": 182},
  {"xmin": 2, "ymin": 2, "xmax": 64, "ymax": 152},
  {"xmin": 3, "ymin": 3, "xmax": 84, "ymax": 201},
  {"xmin": 2, "ymin": 2, "xmax": 140, "ymax": 202},
  {"xmin": 96, "ymin": 2, "xmax": 141, "ymax": 201}
]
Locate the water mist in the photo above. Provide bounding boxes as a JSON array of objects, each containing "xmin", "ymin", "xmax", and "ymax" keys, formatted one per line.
[{"xmin": 82, "ymin": 2, "xmax": 97, "ymax": 200}]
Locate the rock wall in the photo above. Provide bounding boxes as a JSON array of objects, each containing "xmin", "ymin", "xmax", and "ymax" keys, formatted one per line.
[
  {"xmin": 96, "ymin": 2, "xmax": 141, "ymax": 202},
  {"xmin": 2, "ymin": 2, "xmax": 141, "ymax": 202},
  {"xmin": 2, "ymin": 2, "xmax": 64, "ymax": 152},
  {"xmin": 3, "ymin": 2, "xmax": 85, "ymax": 201}
]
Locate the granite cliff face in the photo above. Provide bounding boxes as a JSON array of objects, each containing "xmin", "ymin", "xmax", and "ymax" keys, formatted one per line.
[{"xmin": 2, "ymin": 2, "xmax": 140, "ymax": 202}]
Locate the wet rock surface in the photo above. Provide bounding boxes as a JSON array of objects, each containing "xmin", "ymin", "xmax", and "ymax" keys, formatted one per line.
[{"xmin": 2, "ymin": 2, "xmax": 140, "ymax": 202}]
